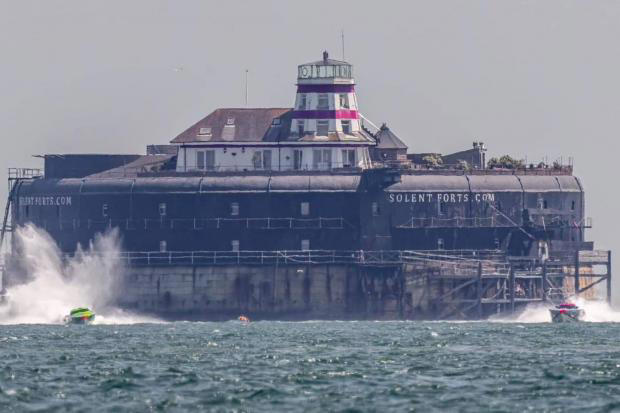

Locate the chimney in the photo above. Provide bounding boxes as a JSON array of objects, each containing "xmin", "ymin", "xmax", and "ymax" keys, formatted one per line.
[{"xmin": 323, "ymin": 50, "xmax": 329, "ymax": 61}]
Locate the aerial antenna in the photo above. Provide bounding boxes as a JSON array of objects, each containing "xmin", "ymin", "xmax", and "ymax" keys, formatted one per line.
[
  {"xmin": 341, "ymin": 29, "xmax": 345, "ymax": 60},
  {"xmin": 244, "ymin": 69, "xmax": 249, "ymax": 106}
]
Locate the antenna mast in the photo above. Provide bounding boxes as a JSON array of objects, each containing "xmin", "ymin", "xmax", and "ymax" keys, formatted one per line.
[
  {"xmin": 245, "ymin": 69, "xmax": 249, "ymax": 106},
  {"xmin": 341, "ymin": 29, "xmax": 345, "ymax": 60}
]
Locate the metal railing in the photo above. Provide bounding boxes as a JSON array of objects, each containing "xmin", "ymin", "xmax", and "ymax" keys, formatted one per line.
[
  {"xmin": 397, "ymin": 167, "xmax": 574, "ymax": 176},
  {"xmin": 72, "ymin": 249, "xmax": 508, "ymax": 269},
  {"xmin": 396, "ymin": 216, "xmax": 515, "ymax": 229},
  {"xmin": 8, "ymin": 168, "xmax": 43, "ymax": 180},
  {"xmin": 39, "ymin": 217, "xmax": 353, "ymax": 231}
]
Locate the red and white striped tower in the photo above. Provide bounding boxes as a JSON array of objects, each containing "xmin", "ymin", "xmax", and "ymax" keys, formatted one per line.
[{"xmin": 291, "ymin": 51, "xmax": 362, "ymax": 140}]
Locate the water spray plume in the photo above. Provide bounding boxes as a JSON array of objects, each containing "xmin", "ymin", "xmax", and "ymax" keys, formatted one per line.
[
  {"xmin": 491, "ymin": 296, "xmax": 620, "ymax": 323},
  {"xmin": 0, "ymin": 224, "xmax": 160, "ymax": 324}
]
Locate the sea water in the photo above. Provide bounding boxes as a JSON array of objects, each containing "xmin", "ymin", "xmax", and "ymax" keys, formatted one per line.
[
  {"xmin": 1, "ymin": 321, "xmax": 620, "ymax": 411},
  {"xmin": 1, "ymin": 226, "xmax": 619, "ymax": 412}
]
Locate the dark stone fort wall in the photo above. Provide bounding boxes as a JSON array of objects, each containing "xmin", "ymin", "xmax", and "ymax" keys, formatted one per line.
[
  {"xmin": 13, "ymin": 175, "xmax": 584, "ymax": 253},
  {"xmin": 118, "ymin": 263, "xmax": 443, "ymax": 320}
]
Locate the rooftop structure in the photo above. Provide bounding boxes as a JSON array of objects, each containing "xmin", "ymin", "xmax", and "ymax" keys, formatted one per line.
[{"xmin": 173, "ymin": 52, "xmax": 374, "ymax": 173}]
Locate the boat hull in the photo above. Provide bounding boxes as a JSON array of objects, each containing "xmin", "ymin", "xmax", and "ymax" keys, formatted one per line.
[
  {"xmin": 64, "ymin": 315, "xmax": 95, "ymax": 325},
  {"xmin": 549, "ymin": 308, "xmax": 585, "ymax": 323}
]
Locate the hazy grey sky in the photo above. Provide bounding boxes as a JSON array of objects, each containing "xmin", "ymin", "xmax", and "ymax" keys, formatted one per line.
[{"xmin": 1, "ymin": 1, "xmax": 618, "ymax": 289}]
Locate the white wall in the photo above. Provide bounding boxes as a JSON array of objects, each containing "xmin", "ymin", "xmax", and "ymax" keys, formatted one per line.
[{"xmin": 176, "ymin": 145, "xmax": 371, "ymax": 172}]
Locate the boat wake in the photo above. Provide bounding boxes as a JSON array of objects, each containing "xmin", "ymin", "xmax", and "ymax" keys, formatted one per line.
[
  {"xmin": 491, "ymin": 298, "xmax": 620, "ymax": 323},
  {"xmin": 0, "ymin": 224, "xmax": 161, "ymax": 325}
]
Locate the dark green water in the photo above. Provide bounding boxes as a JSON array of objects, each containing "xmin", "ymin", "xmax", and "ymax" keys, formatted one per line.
[{"xmin": 1, "ymin": 321, "xmax": 619, "ymax": 412}]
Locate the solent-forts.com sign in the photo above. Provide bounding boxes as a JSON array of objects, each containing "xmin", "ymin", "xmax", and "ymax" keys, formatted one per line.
[
  {"xmin": 19, "ymin": 196, "xmax": 73, "ymax": 206},
  {"xmin": 388, "ymin": 193, "xmax": 496, "ymax": 203}
]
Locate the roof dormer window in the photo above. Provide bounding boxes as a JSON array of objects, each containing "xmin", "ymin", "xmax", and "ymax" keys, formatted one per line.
[
  {"xmin": 198, "ymin": 127, "xmax": 211, "ymax": 135},
  {"xmin": 226, "ymin": 117, "xmax": 235, "ymax": 126},
  {"xmin": 272, "ymin": 118, "xmax": 281, "ymax": 126}
]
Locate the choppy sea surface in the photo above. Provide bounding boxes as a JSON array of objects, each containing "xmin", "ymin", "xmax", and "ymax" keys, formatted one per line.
[
  {"xmin": 1, "ymin": 320, "xmax": 620, "ymax": 412},
  {"xmin": 3, "ymin": 221, "xmax": 619, "ymax": 411}
]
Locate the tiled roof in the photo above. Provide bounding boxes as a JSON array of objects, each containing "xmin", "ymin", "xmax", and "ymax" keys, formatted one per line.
[{"xmin": 171, "ymin": 108, "xmax": 292, "ymax": 144}]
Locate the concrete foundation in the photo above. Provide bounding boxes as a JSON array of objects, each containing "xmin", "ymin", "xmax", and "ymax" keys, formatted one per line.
[{"xmin": 119, "ymin": 264, "xmax": 436, "ymax": 320}]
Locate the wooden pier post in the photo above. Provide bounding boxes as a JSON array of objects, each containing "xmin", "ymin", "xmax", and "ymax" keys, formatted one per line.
[
  {"xmin": 542, "ymin": 261, "xmax": 548, "ymax": 302},
  {"xmin": 477, "ymin": 261, "xmax": 483, "ymax": 318},
  {"xmin": 574, "ymin": 250, "xmax": 580, "ymax": 297},
  {"xmin": 607, "ymin": 251, "xmax": 612, "ymax": 304},
  {"xmin": 509, "ymin": 264, "xmax": 515, "ymax": 313}
]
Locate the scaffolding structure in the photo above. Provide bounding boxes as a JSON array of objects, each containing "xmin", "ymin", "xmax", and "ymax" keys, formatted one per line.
[{"xmin": 429, "ymin": 250, "xmax": 611, "ymax": 318}]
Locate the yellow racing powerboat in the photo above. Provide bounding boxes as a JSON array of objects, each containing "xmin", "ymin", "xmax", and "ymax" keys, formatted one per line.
[{"xmin": 64, "ymin": 307, "xmax": 96, "ymax": 324}]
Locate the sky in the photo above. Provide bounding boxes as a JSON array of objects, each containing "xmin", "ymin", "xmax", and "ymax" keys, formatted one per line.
[{"xmin": 1, "ymin": 1, "xmax": 618, "ymax": 296}]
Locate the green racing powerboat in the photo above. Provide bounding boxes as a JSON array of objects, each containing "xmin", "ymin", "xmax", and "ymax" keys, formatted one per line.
[{"xmin": 64, "ymin": 307, "xmax": 96, "ymax": 324}]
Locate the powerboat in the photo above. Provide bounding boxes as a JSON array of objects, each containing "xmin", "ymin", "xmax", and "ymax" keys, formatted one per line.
[
  {"xmin": 549, "ymin": 303, "xmax": 584, "ymax": 323},
  {"xmin": 64, "ymin": 307, "xmax": 96, "ymax": 324}
]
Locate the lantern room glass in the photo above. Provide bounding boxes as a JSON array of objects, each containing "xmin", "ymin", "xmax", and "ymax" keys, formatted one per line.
[{"xmin": 298, "ymin": 63, "xmax": 352, "ymax": 79}]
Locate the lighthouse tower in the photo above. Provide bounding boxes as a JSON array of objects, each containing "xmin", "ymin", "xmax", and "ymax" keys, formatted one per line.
[{"xmin": 291, "ymin": 51, "xmax": 370, "ymax": 142}]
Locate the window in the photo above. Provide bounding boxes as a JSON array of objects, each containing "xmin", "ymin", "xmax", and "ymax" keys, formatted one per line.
[
  {"xmin": 301, "ymin": 202, "xmax": 310, "ymax": 216},
  {"xmin": 323, "ymin": 149, "xmax": 332, "ymax": 169},
  {"xmin": 272, "ymin": 118, "xmax": 281, "ymax": 126},
  {"xmin": 262, "ymin": 150, "xmax": 272, "ymax": 170},
  {"xmin": 298, "ymin": 94, "xmax": 307, "ymax": 110},
  {"xmin": 372, "ymin": 202, "xmax": 380, "ymax": 216},
  {"xmin": 317, "ymin": 120, "xmax": 329, "ymax": 136},
  {"xmin": 342, "ymin": 149, "xmax": 356, "ymax": 167},
  {"xmin": 205, "ymin": 150, "xmax": 215, "ymax": 170},
  {"xmin": 437, "ymin": 238, "xmax": 444, "ymax": 250},
  {"xmin": 293, "ymin": 150, "xmax": 303, "ymax": 170},
  {"xmin": 102, "ymin": 204, "xmax": 109, "ymax": 218},
  {"xmin": 438, "ymin": 199, "xmax": 446, "ymax": 215},
  {"xmin": 252, "ymin": 151, "xmax": 262, "ymax": 169},
  {"xmin": 313, "ymin": 150, "xmax": 321, "ymax": 169},
  {"xmin": 231, "ymin": 240, "xmax": 240, "ymax": 252},
  {"xmin": 543, "ymin": 200, "xmax": 548, "ymax": 209},
  {"xmin": 252, "ymin": 150, "xmax": 272, "ymax": 170},
  {"xmin": 196, "ymin": 151, "xmax": 205, "ymax": 170},
  {"xmin": 339, "ymin": 93, "xmax": 349, "ymax": 109},
  {"xmin": 537, "ymin": 194, "xmax": 544, "ymax": 209},
  {"xmin": 301, "ymin": 239, "xmax": 310, "ymax": 251},
  {"xmin": 231, "ymin": 202, "xmax": 239, "ymax": 216},
  {"xmin": 198, "ymin": 127, "xmax": 211, "ymax": 135},
  {"xmin": 159, "ymin": 240, "xmax": 167, "ymax": 252},
  {"xmin": 318, "ymin": 94, "xmax": 329, "ymax": 109},
  {"xmin": 226, "ymin": 117, "xmax": 235, "ymax": 125},
  {"xmin": 159, "ymin": 203, "xmax": 167, "ymax": 217},
  {"xmin": 313, "ymin": 149, "xmax": 332, "ymax": 170},
  {"xmin": 571, "ymin": 200, "xmax": 576, "ymax": 211},
  {"xmin": 296, "ymin": 119, "xmax": 305, "ymax": 136},
  {"xmin": 341, "ymin": 120, "xmax": 351, "ymax": 134}
]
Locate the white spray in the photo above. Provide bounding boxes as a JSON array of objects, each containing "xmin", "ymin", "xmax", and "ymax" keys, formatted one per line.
[
  {"xmin": 491, "ymin": 296, "xmax": 620, "ymax": 323},
  {"xmin": 0, "ymin": 224, "xmax": 160, "ymax": 324}
]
